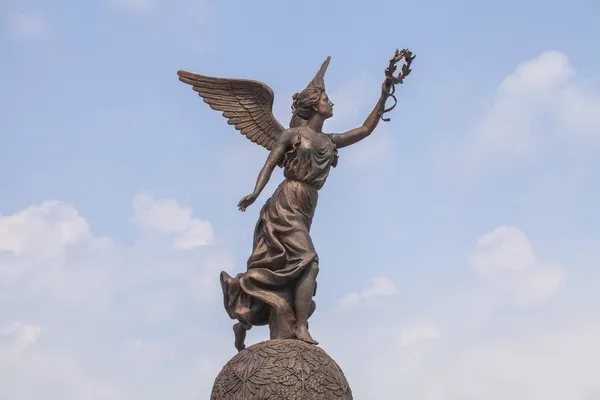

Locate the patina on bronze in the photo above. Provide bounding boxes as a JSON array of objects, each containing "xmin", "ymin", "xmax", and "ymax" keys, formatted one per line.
[
  {"xmin": 177, "ymin": 50, "xmax": 414, "ymax": 353},
  {"xmin": 210, "ymin": 339, "xmax": 353, "ymax": 400}
]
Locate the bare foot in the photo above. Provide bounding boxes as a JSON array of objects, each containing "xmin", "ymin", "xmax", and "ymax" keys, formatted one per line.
[
  {"xmin": 233, "ymin": 322, "xmax": 247, "ymax": 352},
  {"xmin": 294, "ymin": 325, "xmax": 318, "ymax": 345}
]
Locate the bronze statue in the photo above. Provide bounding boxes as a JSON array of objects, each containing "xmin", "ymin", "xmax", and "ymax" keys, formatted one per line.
[{"xmin": 178, "ymin": 50, "xmax": 414, "ymax": 352}]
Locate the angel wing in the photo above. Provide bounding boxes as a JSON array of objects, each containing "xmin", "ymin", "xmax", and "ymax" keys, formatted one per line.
[{"xmin": 177, "ymin": 70, "xmax": 285, "ymax": 150}]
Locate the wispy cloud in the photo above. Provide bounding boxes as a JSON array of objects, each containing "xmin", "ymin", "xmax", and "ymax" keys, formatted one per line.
[
  {"xmin": 0, "ymin": 322, "xmax": 41, "ymax": 353},
  {"xmin": 8, "ymin": 11, "xmax": 49, "ymax": 41},
  {"xmin": 0, "ymin": 194, "xmax": 234, "ymax": 398},
  {"xmin": 131, "ymin": 192, "xmax": 213, "ymax": 249},
  {"xmin": 443, "ymin": 51, "xmax": 600, "ymax": 175},
  {"xmin": 468, "ymin": 225, "xmax": 565, "ymax": 306},
  {"xmin": 108, "ymin": 0, "xmax": 158, "ymax": 16},
  {"xmin": 337, "ymin": 276, "xmax": 397, "ymax": 310},
  {"xmin": 397, "ymin": 323, "xmax": 441, "ymax": 348}
]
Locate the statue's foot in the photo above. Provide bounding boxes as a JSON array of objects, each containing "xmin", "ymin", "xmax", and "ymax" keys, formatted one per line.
[
  {"xmin": 294, "ymin": 325, "xmax": 318, "ymax": 345},
  {"xmin": 233, "ymin": 322, "xmax": 247, "ymax": 352}
]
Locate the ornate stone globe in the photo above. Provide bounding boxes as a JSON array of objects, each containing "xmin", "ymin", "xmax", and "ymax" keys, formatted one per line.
[{"xmin": 210, "ymin": 339, "xmax": 353, "ymax": 400}]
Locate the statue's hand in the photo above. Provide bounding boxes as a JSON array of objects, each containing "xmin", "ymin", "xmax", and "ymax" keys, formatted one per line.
[{"xmin": 238, "ymin": 193, "xmax": 258, "ymax": 212}]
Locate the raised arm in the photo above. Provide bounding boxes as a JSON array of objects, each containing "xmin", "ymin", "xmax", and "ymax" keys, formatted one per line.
[
  {"xmin": 328, "ymin": 80, "xmax": 391, "ymax": 149},
  {"xmin": 237, "ymin": 129, "xmax": 296, "ymax": 211}
]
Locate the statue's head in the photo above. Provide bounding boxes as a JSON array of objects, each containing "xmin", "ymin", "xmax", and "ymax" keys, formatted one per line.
[
  {"xmin": 290, "ymin": 57, "xmax": 333, "ymax": 128},
  {"xmin": 291, "ymin": 87, "xmax": 334, "ymax": 122}
]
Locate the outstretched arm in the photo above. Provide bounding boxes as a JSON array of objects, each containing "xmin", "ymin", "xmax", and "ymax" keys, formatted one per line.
[
  {"xmin": 238, "ymin": 129, "xmax": 296, "ymax": 211},
  {"xmin": 328, "ymin": 81, "xmax": 391, "ymax": 149}
]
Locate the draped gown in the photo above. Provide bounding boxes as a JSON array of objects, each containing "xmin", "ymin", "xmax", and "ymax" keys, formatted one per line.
[{"xmin": 220, "ymin": 131, "xmax": 339, "ymax": 340}]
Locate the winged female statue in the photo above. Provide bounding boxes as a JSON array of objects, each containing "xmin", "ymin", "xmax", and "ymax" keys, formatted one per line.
[{"xmin": 177, "ymin": 50, "xmax": 414, "ymax": 352}]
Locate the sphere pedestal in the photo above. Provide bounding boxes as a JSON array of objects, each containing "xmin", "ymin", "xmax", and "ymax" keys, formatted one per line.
[{"xmin": 210, "ymin": 339, "xmax": 353, "ymax": 400}]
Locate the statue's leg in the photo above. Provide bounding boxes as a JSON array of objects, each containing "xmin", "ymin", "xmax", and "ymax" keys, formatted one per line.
[
  {"xmin": 293, "ymin": 262, "xmax": 319, "ymax": 344},
  {"xmin": 233, "ymin": 320, "xmax": 251, "ymax": 352},
  {"xmin": 306, "ymin": 299, "xmax": 316, "ymax": 331},
  {"xmin": 268, "ymin": 309, "xmax": 281, "ymax": 340}
]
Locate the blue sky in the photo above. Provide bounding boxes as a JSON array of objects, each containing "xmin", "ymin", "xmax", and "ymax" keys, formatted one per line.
[{"xmin": 1, "ymin": 0, "xmax": 600, "ymax": 398}]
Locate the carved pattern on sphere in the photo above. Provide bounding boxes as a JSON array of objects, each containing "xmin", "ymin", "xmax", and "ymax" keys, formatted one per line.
[{"xmin": 211, "ymin": 339, "xmax": 353, "ymax": 400}]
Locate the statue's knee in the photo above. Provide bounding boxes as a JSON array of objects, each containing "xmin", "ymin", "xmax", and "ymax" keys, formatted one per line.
[{"xmin": 238, "ymin": 320, "xmax": 252, "ymax": 330}]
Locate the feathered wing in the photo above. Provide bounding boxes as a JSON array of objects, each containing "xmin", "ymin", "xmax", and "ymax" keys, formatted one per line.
[{"xmin": 177, "ymin": 70, "xmax": 285, "ymax": 150}]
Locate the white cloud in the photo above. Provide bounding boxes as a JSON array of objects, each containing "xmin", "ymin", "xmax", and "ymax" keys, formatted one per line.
[
  {"xmin": 0, "ymin": 322, "xmax": 41, "ymax": 353},
  {"xmin": 0, "ymin": 200, "xmax": 109, "ymax": 258},
  {"xmin": 468, "ymin": 226, "xmax": 564, "ymax": 305},
  {"xmin": 8, "ymin": 11, "xmax": 48, "ymax": 41},
  {"xmin": 0, "ymin": 195, "xmax": 235, "ymax": 399},
  {"xmin": 1, "ymin": 194, "xmax": 599, "ymax": 399},
  {"xmin": 0, "ymin": 201, "xmax": 113, "ymax": 289},
  {"xmin": 458, "ymin": 51, "xmax": 600, "ymax": 172},
  {"xmin": 337, "ymin": 276, "xmax": 397, "ymax": 309},
  {"xmin": 0, "ymin": 350, "xmax": 130, "ymax": 400},
  {"xmin": 131, "ymin": 192, "xmax": 213, "ymax": 249},
  {"xmin": 397, "ymin": 323, "xmax": 441, "ymax": 348},
  {"xmin": 559, "ymin": 84, "xmax": 600, "ymax": 139},
  {"xmin": 352, "ymin": 322, "xmax": 600, "ymax": 400}
]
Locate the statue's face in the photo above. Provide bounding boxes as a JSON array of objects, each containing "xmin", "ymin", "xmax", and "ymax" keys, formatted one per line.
[{"xmin": 314, "ymin": 91, "xmax": 334, "ymax": 119}]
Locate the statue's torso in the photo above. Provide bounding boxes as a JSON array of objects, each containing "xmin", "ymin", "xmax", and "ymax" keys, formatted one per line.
[{"xmin": 282, "ymin": 131, "xmax": 338, "ymax": 190}]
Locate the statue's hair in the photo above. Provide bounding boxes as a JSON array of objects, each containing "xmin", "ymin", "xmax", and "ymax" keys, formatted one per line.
[{"xmin": 289, "ymin": 87, "xmax": 323, "ymax": 128}]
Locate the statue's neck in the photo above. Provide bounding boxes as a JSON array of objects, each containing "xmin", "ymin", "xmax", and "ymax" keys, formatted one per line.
[{"xmin": 307, "ymin": 115, "xmax": 325, "ymax": 133}]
